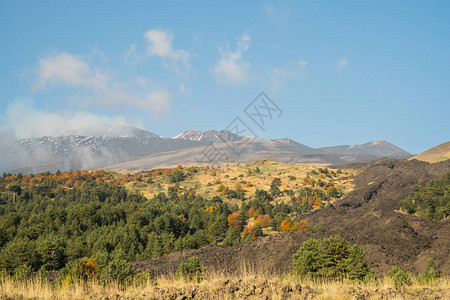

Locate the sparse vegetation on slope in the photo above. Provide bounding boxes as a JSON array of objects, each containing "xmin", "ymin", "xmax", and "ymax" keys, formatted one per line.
[{"xmin": 400, "ymin": 171, "xmax": 450, "ymax": 221}]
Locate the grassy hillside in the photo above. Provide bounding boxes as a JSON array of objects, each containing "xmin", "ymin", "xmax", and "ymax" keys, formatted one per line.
[
  {"xmin": 0, "ymin": 161, "xmax": 355, "ymax": 283},
  {"xmin": 410, "ymin": 141, "xmax": 450, "ymax": 163},
  {"xmin": 120, "ymin": 160, "xmax": 355, "ymax": 205}
]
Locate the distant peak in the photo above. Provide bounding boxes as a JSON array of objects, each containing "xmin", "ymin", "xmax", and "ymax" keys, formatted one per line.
[
  {"xmin": 173, "ymin": 130, "xmax": 203, "ymax": 139},
  {"xmin": 173, "ymin": 129, "xmax": 248, "ymax": 144},
  {"xmin": 275, "ymin": 138, "xmax": 294, "ymax": 144},
  {"xmin": 368, "ymin": 140, "xmax": 390, "ymax": 145}
]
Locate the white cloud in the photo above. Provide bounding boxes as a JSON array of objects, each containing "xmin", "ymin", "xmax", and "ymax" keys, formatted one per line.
[
  {"xmin": 143, "ymin": 29, "xmax": 190, "ymax": 75},
  {"xmin": 34, "ymin": 52, "xmax": 172, "ymax": 118},
  {"xmin": 4, "ymin": 98, "xmax": 141, "ymax": 139},
  {"xmin": 299, "ymin": 60, "xmax": 308, "ymax": 68},
  {"xmin": 337, "ymin": 58, "xmax": 348, "ymax": 70},
  {"xmin": 134, "ymin": 89, "xmax": 171, "ymax": 116},
  {"xmin": 213, "ymin": 34, "xmax": 251, "ymax": 85},
  {"xmin": 124, "ymin": 44, "xmax": 136, "ymax": 63},
  {"xmin": 36, "ymin": 53, "xmax": 108, "ymax": 90},
  {"xmin": 238, "ymin": 33, "xmax": 251, "ymax": 51}
]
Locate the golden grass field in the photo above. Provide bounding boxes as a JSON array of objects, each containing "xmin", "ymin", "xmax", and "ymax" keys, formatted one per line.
[
  {"xmin": 120, "ymin": 160, "xmax": 357, "ymax": 206},
  {"xmin": 1, "ymin": 270, "xmax": 449, "ymax": 299}
]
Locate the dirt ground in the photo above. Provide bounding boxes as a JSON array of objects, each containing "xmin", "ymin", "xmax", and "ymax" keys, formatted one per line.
[{"xmin": 133, "ymin": 158, "xmax": 450, "ymax": 278}]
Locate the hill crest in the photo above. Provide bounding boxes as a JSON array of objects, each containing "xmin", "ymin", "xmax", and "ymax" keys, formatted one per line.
[{"xmin": 410, "ymin": 141, "xmax": 450, "ymax": 163}]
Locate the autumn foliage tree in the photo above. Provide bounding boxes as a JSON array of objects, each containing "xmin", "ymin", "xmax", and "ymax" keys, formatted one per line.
[
  {"xmin": 291, "ymin": 220, "xmax": 309, "ymax": 231},
  {"xmin": 254, "ymin": 215, "xmax": 272, "ymax": 228},
  {"xmin": 280, "ymin": 218, "xmax": 309, "ymax": 232},
  {"xmin": 227, "ymin": 212, "xmax": 242, "ymax": 229},
  {"xmin": 280, "ymin": 218, "xmax": 293, "ymax": 232},
  {"xmin": 241, "ymin": 226, "xmax": 258, "ymax": 240}
]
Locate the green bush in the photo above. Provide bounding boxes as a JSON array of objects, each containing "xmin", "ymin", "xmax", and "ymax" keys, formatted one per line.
[
  {"xmin": 419, "ymin": 259, "xmax": 441, "ymax": 284},
  {"xmin": 292, "ymin": 235, "xmax": 374, "ymax": 281},
  {"xmin": 387, "ymin": 266, "xmax": 412, "ymax": 289},
  {"xmin": 169, "ymin": 170, "xmax": 185, "ymax": 183},
  {"xmin": 176, "ymin": 256, "xmax": 203, "ymax": 282},
  {"xmin": 105, "ymin": 250, "xmax": 134, "ymax": 284},
  {"xmin": 134, "ymin": 269, "xmax": 154, "ymax": 286}
]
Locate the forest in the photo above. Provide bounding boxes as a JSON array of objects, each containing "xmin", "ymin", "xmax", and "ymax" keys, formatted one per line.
[{"xmin": 0, "ymin": 167, "xmax": 342, "ymax": 282}]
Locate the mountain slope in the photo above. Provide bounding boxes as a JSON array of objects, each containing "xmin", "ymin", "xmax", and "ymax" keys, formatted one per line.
[
  {"xmin": 319, "ymin": 140, "xmax": 412, "ymax": 159},
  {"xmin": 105, "ymin": 139, "xmax": 344, "ymax": 171},
  {"xmin": 106, "ymin": 139, "xmax": 414, "ymax": 171},
  {"xmin": 2, "ymin": 135, "xmax": 206, "ymax": 174},
  {"xmin": 410, "ymin": 141, "xmax": 450, "ymax": 163}
]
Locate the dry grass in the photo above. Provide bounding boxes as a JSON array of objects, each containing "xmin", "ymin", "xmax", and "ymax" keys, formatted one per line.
[
  {"xmin": 2, "ymin": 270, "xmax": 449, "ymax": 299},
  {"xmin": 123, "ymin": 160, "xmax": 356, "ymax": 206}
]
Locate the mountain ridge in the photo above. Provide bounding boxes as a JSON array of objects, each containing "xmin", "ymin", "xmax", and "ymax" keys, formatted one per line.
[
  {"xmin": 173, "ymin": 129, "xmax": 251, "ymax": 144},
  {"xmin": 0, "ymin": 126, "xmax": 420, "ymax": 174}
]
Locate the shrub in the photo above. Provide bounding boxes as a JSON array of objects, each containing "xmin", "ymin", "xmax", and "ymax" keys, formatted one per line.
[
  {"xmin": 387, "ymin": 266, "xmax": 412, "ymax": 289},
  {"xmin": 293, "ymin": 235, "xmax": 374, "ymax": 281},
  {"xmin": 176, "ymin": 256, "xmax": 203, "ymax": 282},
  {"xmin": 104, "ymin": 250, "xmax": 134, "ymax": 284},
  {"xmin": 134, "ymin": 269, "xmax": 154, "ymax": 286},
  {"xmin": 57, "ymin": 257, "xmax": 100, "ymax": 284},
  {"xmin": 419, "ymin": 259, "xmax": 441, "ymax": 283},
  {"xmin": 169, "ymin": 170, "xmax": 185, "ymax": 183}
]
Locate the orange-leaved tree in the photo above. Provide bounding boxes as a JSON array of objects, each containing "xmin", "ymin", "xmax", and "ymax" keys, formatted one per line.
[
  {"xmin": 291, "ymin": 220, "xmax": 309, "ymax": 231},
  {"xmin": 228, "ymin": 212, "xmax": 242, "ymax": 228},
  {"xmin": 280, "ymin": 218, "xmax": 293, "ymax": 232}
]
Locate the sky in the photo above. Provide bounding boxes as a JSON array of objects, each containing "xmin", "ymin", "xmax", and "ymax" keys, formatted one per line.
[{"xmin": 0, "ymin": 0, "xmax": 449, "ymax": 154}]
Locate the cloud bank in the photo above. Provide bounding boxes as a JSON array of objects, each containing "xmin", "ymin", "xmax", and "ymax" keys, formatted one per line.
[
  {"xmin": 213, "ymin": 34, "xmax": 251, "ymax": 85},
  {"xmin": 3, "ymin": 99, "xmax": 141, "ymax": 139},
  {"xmin": 35, "ymin": 52, "xmax": 171, "ymax": 117}
]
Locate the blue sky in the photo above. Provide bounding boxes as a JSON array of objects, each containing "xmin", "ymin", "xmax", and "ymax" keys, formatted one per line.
[{"xmin": 1, "ymin": 1, "xmax": 449, "ymax": 154}]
